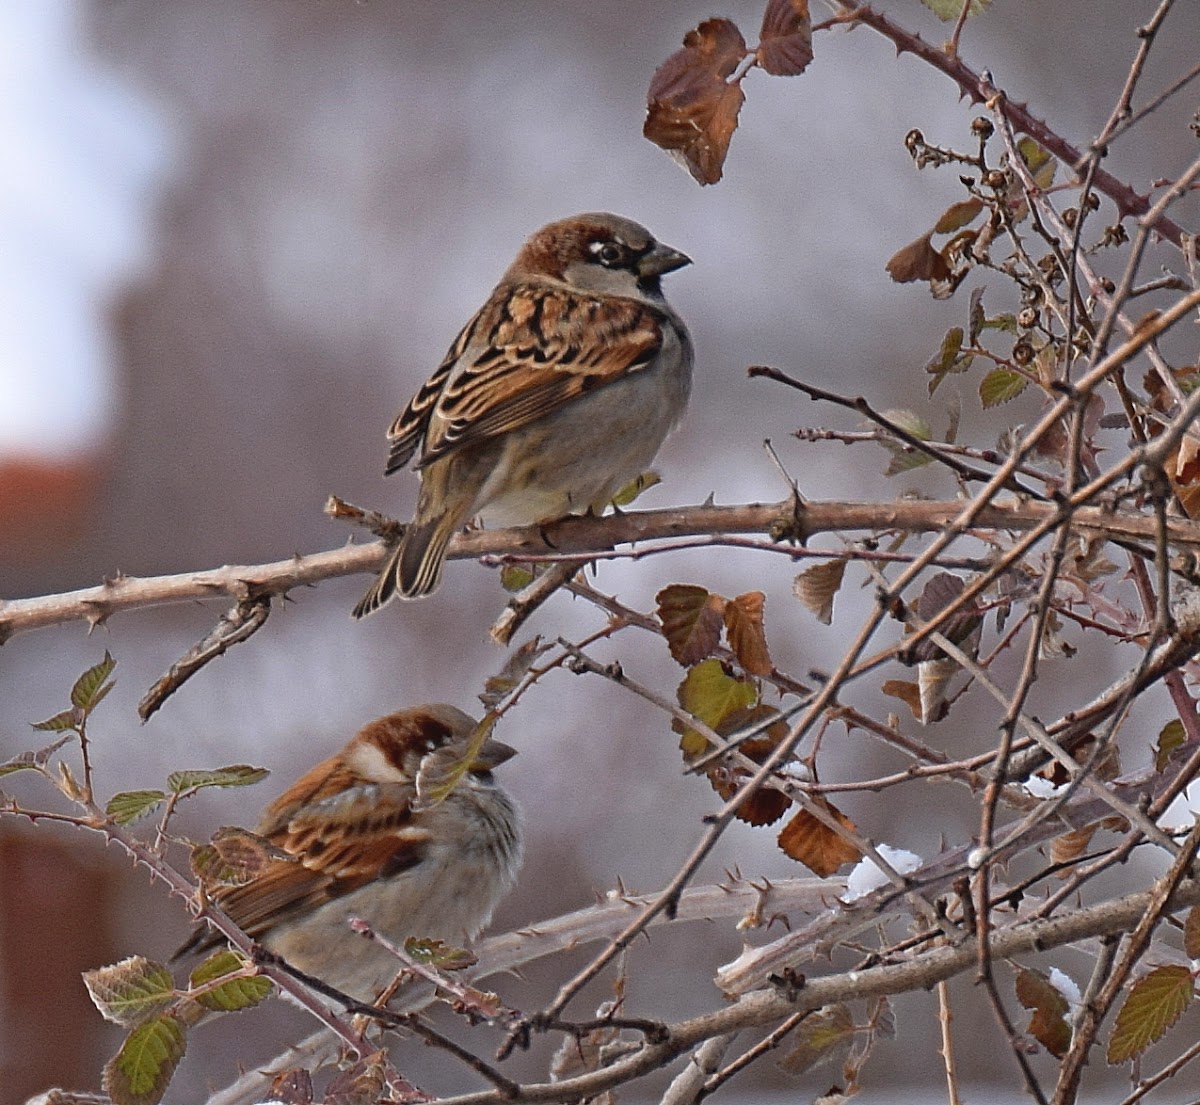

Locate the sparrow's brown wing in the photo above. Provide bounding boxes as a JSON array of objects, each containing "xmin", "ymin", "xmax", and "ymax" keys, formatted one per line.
[
  {"xmin": 219, "ymin": 778, "xmax": 431, "ymax": 939},
  {"xmin": 392, "ymin": 282, "xmax": 666, "ymax": 469}
]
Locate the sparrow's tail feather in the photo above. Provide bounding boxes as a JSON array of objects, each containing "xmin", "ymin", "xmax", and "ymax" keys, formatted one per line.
[
  {"xmin": 351, "ymin": 543, "xmax": 405, "ymax": 618},
  {"xmin": 395, "ymin": 513, "xmax": 456, "ymax": 598}
]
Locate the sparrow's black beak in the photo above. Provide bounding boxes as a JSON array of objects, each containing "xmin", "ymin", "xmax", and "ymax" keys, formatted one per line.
[
  {"xmin": 472, "ymin": 739, "xmax": 518, "ymax": 772},
  {"xmin": 637, "ymin": 242, "xmax": 692, "ymax": 278}
]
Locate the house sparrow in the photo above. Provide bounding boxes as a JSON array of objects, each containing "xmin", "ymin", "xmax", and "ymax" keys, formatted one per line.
[
  {"xmin": 353, "ymin": 212, "xmax": 693, "ymax": 614},
  {"xmin": 175, "ymin": 705, "xmax": 522, "ymax": 1002}
]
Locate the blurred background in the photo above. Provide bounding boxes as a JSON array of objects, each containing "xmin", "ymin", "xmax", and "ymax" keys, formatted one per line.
[{"xmin": 2, "ymin": 1, "xmax": 1198, "ymax": 1101}]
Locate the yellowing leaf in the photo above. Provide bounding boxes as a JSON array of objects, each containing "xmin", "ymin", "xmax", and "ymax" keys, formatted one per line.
[
  {"xmin": 725, "ymin": 591, "xmax": 772, "ymax": 676},
  {"xmin": 657, "ymin": 584, "xmax": 726, "ymax": 666},
  {"xmin": 102, "ymin": 1013, "xmax": 186, "ymax": 1105},
  {"xmin": 777, "ymin": 1002, "xmax": 855, "ymax": 1076},
  {"xmin": 610, "ymin": 470, "xmax": 662, "ymax": 507},
  {"xmin": 1015, "ymin": 967, "xmax": 1071, "ymax": 1058},
  {"xmin": 499, "ymin": 564, "xmax": 535, "ymax": 592},
  {"xmin": 106, "ymin": 790, "xmax": 167, "ymax": 827},
  {"xmin": 793, "ymin": 560, "xmax": 847, "ymax": 625},
  {"xmin": 979, "ymin": 367, "xmax": 1028, "ymax": 408},
  {"xmin": 1107, "ymin": 965, "xmax": 1195, "ymax": 1064},
  {"xmin": 675, "ymin": 658, "xmax": 757, "ymax": 758},
  {"xmin": 31, "ymin": 707, "xmax": 82, "ymax": 733},
  {"xmin": 84, "ymin": 957, "xmax": 176, "ymax": 1027},
  {"xmin": 1154, "ymin": 719, "xmax": 1186, "ymax": 772},
  {"xmin": 777, "ymin": 800, "xmax": 861, "ymax": 875}
]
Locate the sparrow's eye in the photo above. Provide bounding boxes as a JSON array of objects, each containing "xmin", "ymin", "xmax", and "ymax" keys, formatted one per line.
[{"xmin": 591, "ymin": 240, "xmax": 625, "ymax": 267}]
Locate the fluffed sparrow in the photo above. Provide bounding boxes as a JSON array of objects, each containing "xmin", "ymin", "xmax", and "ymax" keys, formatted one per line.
[
  {"xmin": 175, "ymin": 705, "xmax": 522, "ymax": 1002},
  {"xmin": 353, "ymin": 212, "xmax": 693, "ymax": 614}
]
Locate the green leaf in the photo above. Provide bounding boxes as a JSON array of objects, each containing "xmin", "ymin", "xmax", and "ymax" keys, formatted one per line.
[
  {"xmin": 102, "ymin": 1013, "xmax": 186, "ymax": 1105},
  {"xmin": 919, "ymin": 0, "xmax": 992, "ymax": 19},
  {"xmin": 403, "ymin": 937, "xmax": 478, "ymax": 971},
  {"xmin": 879, "ymin": 409, "xmax": 936, "ymax": 475},
  {"xmin": 0, "ymin": 753, "xmax": 42, "ymax": 777},
  {"xmin": 1107, "ymin": 965, "xmax": 1195, "ymax": 1064},
  {"xmin": 1017, "ymin": 137, "xmax": 1055, "ymax": 190},
  {"xmin": 675, "ymin": 658, "xmax": 758, "ymax": 758},
  {"xmin": 979, "ymin": 367, "xmax": 1028, "ymax": 409},
  {"xmin": 83, "ymin": 957, "xmax": 177, "ymax": 1027},
  {"xmin": 1154, "ymin": 719, "xmax": 1186, "ymax": 772},
  {"xmin": 190, "ymin": 950, "xmax": 271, "ymax": 1012},
  {"xmin": 31, "ymin": 708, "xmax": 82, "ymax": 733},
  {"xmin": 71, "ymin": 651, "xmax": 117, "ymax": 713},
  {"xmin": 925, "ymin": 327, "xmax": 975, "ymax": 396},
  {"xmin": 166, "ymin": 765, "xmax": 269, "ymax": 793},
  {"xmin": 106, "ymin": 790, "xmax": 167, "ymax": 826}
]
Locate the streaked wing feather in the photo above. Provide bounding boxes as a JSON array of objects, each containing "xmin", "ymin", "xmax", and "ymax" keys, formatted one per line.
[
  {"xmin": 213, "ymin": 781, "xmax": 430, "ymax": 939},
  {"xmin": 419, "ymin": 284, "xmax": 664, "ymax": 465},
  {"xmin": 385, "ymin": 313, "xmax": 482, "ymax": 475}
]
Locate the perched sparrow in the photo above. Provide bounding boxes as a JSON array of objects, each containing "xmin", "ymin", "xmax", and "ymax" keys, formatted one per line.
[
  {"xmin": 353, "ymin": 212, "xmax": 693, "ymax": 614},
  {"xmin": 175, "ymin": 705, "xmax": 522, "ymax": 1002}
]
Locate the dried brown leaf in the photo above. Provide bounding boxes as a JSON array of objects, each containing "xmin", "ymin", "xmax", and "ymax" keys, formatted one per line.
[
  {"xmin": 777, "ymin": 799, "xmax": 862, "ymax": 876},
  {"xmin": 724, "ymin": 591, "xmax": 772, "ymax": 675},
  {"xmin": 657, "ymin": 584, "xmax": 726, "ymax": 666},
  {"xmin": 794, "ymin": 560, "xmax": 847, "ymax": 625},
  {"xmin": 1184, "ymin": 905, "xmax": 1200, "ymax": 960},
  {"xmin": 886, "ymin": 233, "xmax": 950, "ymax": 285},
  {"xmin": 1050, "ymin": 824, "xmax": 1097, "ymax": 870},
  {"xmin": 881, "ymin": 679, "xmax": 923, "ymax": 721},
  {"xmin": 757, "ymin": 0, "xmax": 813, "ymax": 76},
  {"xmin": 268, "ymin": 1071, "xmax": 314, "ymax": 1105},
  {"xmin": 645, "ymin": 18, "xmax": 748, "ymax": 185},
  {"xmin": 1016, "ymin": 967, "xmax": 1071, "ymax": 1058},
  {"xmin": 706, "ymin": 704, "xmax": 791, "ymax": 826}
]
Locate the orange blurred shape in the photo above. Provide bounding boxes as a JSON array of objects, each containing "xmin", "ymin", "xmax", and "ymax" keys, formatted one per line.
[{"xmin": 0, "ymin": 454, "xmax": 105, "ymax": 570}]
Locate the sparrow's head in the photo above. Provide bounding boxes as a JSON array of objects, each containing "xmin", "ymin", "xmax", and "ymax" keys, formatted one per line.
[
  {"xmin": 512, "ymin": 213, "xmax": 691, "ymax": 300},
  {"xmin": 346, "ymin": 704, "xmax": 516, "ymax": 783}
]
